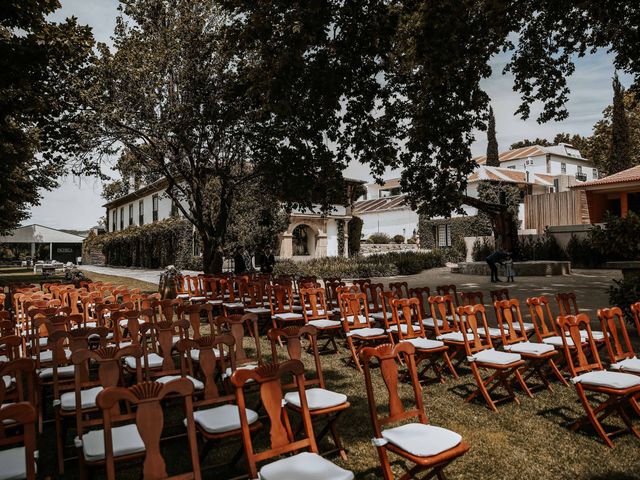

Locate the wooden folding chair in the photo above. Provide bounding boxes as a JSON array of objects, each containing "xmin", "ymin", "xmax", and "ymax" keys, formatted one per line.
[
  {"xmin": 267, "ymin": 284, "xmax": 304, "ymax": 333},
  {"xmin": 94, "ymin": 379, "xmax": 200, "ymax": 479},
  {"xmin": 339, "ymin": 292, "xmax": 390, "ymax": 371},
  {"xmin": 460, "ymin": 291, "xmax": 483, "ymax": 306},
  {"xmin": 178, "ymin": 303, "xmax": 213, "ymax": 340},
  {"xmin": 361, "ymin": 342, "xmax": 469, "ymax": 480},
  {"xmin": 557, "ymin": 313, "xmax": 640, "ymax": 447},
  {"xmin": 390, "ymin": 298, "xmax": 457, "ymax": 382},
  {"xmin": 215, "ymin": 313, "xmax": 263, "ymax": 382},
  {"xmin": 458, "ymin": 304, "xmax": 531, "ymax": 411},
  {"xmin": 408, "ymin": 286, "xmax": 430, "ymax": 321},
  {"xmin": 268, "ymin": 325, "xmax": 350, "ymax": 460},
  {"xmin": 429, "ymin": 295, "xmax": 469, "ymax": 366},
  {"xmin": 232, "ymin": 360, "xmax": 354, "ymax": 479},
  {"xmin": 597, "ymin": 307, "xmax": 640, "ymax": 375},
  {"xmin": 352, "ymin": 278, "xmax": 371, "ymax": 292},
  {"xmin": 365, "ymin": 283, "xmax": 387, "ymax": 324},
  {"xmin": 436, "ymin": 285, "xmax": 459, "ymax": 307},
  {"xmin": 389, "ymin": 282, "xmax": 410, "ymax": 299},
  {"xmin": 0, "ymin": 402, "xmax": 38, "ymax": 480},
  {"xmin": 489, "ymin": 288, "xmax": 510, "ymax": 303},
  {"xmin": 555, "ymin": 292, "xmax": 579, "ymax": 316},
  {"xmin": 495, "ymin": 299, "xmax": 567, "ymax": 391},
  {"xmin": 300, "ymin": 287, "xmax": 341, "ymax": 353}
]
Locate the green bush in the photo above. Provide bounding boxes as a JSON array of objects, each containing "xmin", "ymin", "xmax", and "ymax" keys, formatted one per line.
[
  {"xmin": 272, "ymin": 250, "xmax": 444, "ymax": 278},
  {"xmin": 368, "ymin": 232, "xmax": 392, "ymax": 244},
  {"xmin": 519, "ymin": 230, "xmax": 567, "ymax": 261},
  {"xmin": 472, "ymin": 237, "xmax": 494, "ymax": 261},
  {"xmin": 609, "ymin": 276, "xmax": 640, "ymax": 325},
  {"xmin": 590, "ymin": 212, "xmax": 640, "ymax": 262},
  {"xmin": 392, "ymin": 234, "xmax": 405, "ymax": 244},
  {"xmin": 566, "ymin": 234, "xmax": 604, "ymax": 268}
]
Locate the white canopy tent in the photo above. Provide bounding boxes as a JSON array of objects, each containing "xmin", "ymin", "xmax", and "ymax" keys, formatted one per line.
[{"xmin": 0, "ymin": 224, "xmax": 84, "ymax": 263}]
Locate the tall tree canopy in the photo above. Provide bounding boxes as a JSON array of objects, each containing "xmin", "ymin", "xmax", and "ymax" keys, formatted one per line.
[
  {"xmin": 0, "ymin": 0, "xmax": 93, "ymax": 234},
  {"xmin": 71, "ymin": 0, "xmax": 640, "ymax": 267},
  {"xmin": 607, "ymin": 74, "xmax": 632, "ymax": 174},
  {"xmin": 485, "ymin": 106, "xmax": 500, "ymax": 167}
]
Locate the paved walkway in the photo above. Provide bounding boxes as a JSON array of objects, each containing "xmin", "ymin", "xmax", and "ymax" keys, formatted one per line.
[{"xmin": 79, "ymin": 265, "xmax": 201, "ymax": 285}]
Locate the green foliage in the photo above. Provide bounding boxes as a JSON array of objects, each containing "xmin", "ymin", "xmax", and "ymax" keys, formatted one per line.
[
  {"xmin": 518, "ymin": 230, "xmax": 568, "ymax": 261},
  {"xmin": 588, "ymin": 212, "xmax": 640, "ymax": 261},
  {"xmin": 91, "ymin": 218, "xmax": 195, "ymax": 269},
  {"xmin": 368, "ymin": 232, "xmax": 392, "ymax": 244},
  {"xmin": 486, "ymin": 106, "xmax": 500, "ymax": 167},
  {"xmin": 0, "ymin": 0, "xmax": 94, "ymax": 234},
  {"xmin": 272, "ymin": 251, "xmax": 444, "ymax": 278},
  {"xmin": 477, "ymin": 181, "xmax": 521, "ymax": 227},
  {"xmin": 419, "ymin": 215, "xmax": 491, "ymax": 263},
  {"xmin": 348, "ymin": 216, "xmax": 363, "ymax": 256},
  {"xmin": 472, "ymin": 237, "xmax": 495, "ymax": 261},
  {"xmin": 392, "ymin": 234, "xmax": 405, "ymax": 244},
  {"xmin": 337, "ymin": 220, "xmax": 346, "ymax": 257},
  {"xmin": 609, "ymin": 276, "xmax": 640, "ymax": 324},
  {"xmin": 565, "ymin": 234, "xmax": 605, "ymax": 268},
  {"xmin": 607, "ymin": 74, "xmax": 632, "ymax": 174}
]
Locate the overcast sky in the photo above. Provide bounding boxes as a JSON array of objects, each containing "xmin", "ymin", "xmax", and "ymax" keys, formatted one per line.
[{"xmin": 27, "ymin": 0, "xmax": 632, "ymax": 230}]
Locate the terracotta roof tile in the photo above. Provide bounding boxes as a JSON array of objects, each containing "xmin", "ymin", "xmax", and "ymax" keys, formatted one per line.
[
  {"xmin": 475, "ymin": 145, "xmax": 546, "ymax": 165},
  {"xmin": 574, "ymin": 165, "xmax": 640, "ymax": 188},
  {"xmin": 354, "ymin": 195, "xmax": 409, "ymax": 214}
]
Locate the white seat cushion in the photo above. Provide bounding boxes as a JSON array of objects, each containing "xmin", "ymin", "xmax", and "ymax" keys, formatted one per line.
[
  {"xmin": 345, "ymin": 314, "xmax": 372, "ymax": 324},
  {"xmin": 370, "ymin": 311, "xmax": 389, "ymax": 321},
  {"xmin": 346, "ymin": 327, "xmax": 385, "ymax": 338},
  {"xmin": 387, "ymin": 324, "xmax": 422, "ymax": 334},
  {"xmin": 274, "ymin": 312, "xmax": 304, "ymax": 321},
  {"xmin": 3, "ymin": 375, "xmax": 13, "ymax": 389},
  {"xmin": 156, "ymin": 375, "xmax": 204, "ymax": 390},
  {"xmin": 34, "ymin": 349, "xmax": 71, "ymax": 363},
  {"xmin": 422, "ymin": 317, "xmax": 446, "ymax": 328},
  {"xmin": 223, "ymin": 302, "xmax": 244, "ymax": 308},
  {"xmin": 513, "ymin": 322, "xmax": 535, "ymax": 332},
  {"xmin": 436, "ymin": 332, "xmax": 474, "ymax": 342},
  {"xmin": 60, "ymin": 386, "xmax": 104, "ymax": 411},
  {"xmin": 572, "ymin": 370, "xmax": 640, "ymax": 390},
  {"xmin": 207, "ymin": 299, "xmax": 223, "ymax": 305},
  {"xmin": 192, "ymin": 404, "xmax": 258, "ymax": 434},
  {"xmin": 284, "ymin": 388, "xmax": 347, "ymax": 410},
  {"xmin": 223, "ymin": 364, "xmax": 259, "ymax": 380},
  {"xmin": 543, "ymin": 335, "xmax": 578, "ymax": 347},
  {"xmin": 476, "ymin": 327, "xmax": 502, "ymax": 338},
  {"xmin": 245, "ymin": 307, "xmax": 271, "ymax": 315},
  {"xmin": 610, "ymin": 357, "xmax": 640, "ymax": 374},
  {"xmin": 381, "ymin": 423, "xmax": 462, "ymax": 457},
  {"xmin": 79, "ymin": 423, "xmax": 146, "ymax": 461},
  {"xmin": 176, "ymin": 294, "xmax": 190, "ymax": 299},
  {"xmin": 468, "ymin": 348, "xmax": 521, "ymax": 365},
  {"xmin": 308, "ymin": 319, "xmax": 341, "ymax": 329},
  {"xmin": 0, "ymin": 446, "xmax": 37, "ymax": 480},
  {"xmin": 190, "ymin": 296, "xmax": 207, "ymax": 302},
  {"xmin": 118, "ymin": 318, "xmax": 145, "ymax": 328},
  {"xmin": 39, "ymin": 365, "xmax": 75, "ymax": 379},
  {"xmin": 189, "ymin": 348, "xmax": 222, "ymax": 362},
  {"xmin": 503, "ymin": 342, "xmax": 555, "ymax": 356},
  {"xmin": 402, "ymin": 338, "xmax": 445, "ymax": 350},
  {"xmin": 124, "ymin": 353, "xmax": 163, "ymax": 369},
  {"xmin": 259, "ymin": 451, "xmax": 353, "ymax": 480},
  {"xmin": 305, "ymin": 309, "xmax": 326, "ymax": 316},
  {"xmin": 292, "ymin": 305, "xmax": 303, "ymax": 312}
]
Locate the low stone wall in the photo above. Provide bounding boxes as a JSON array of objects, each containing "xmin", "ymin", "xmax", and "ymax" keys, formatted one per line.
[
  {"xmin": 360, "ymin": 243, "xmax": 418, "ymax": 256},
  {"xmin": 455, "ymin": 261, "xmax": 571, "ymax": 276}
]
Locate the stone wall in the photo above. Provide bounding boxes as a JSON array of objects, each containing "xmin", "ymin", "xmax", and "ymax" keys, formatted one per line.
[
  {"xmin": 360, "ymin": 243, "xmax": 418, "ymax": 256},
  {"xmin": 454, "ymin": 260, "xmax": 571, "ymax": 276}
]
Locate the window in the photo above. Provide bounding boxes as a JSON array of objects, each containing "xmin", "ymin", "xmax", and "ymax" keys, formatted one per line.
[
  {"xmin": 553, "ymin": 178, "xmax": 559, "ymax": 192},
  {"xmin": 139, "ymin": 200, "xmax": 144, "ymax": 225},
  {"xmin": 112, "ymin": 210, "xmax": 117, "ymax": 232},
  {"xmin": 152, "ymin": 194, "xmax": 159, "ymax": 222},
  {"xmin": 119, "ymin": 207, "xmax": 124, "ymax": 230},
  {"xmin": 577, "ymin": 165, "xmax": 583, "ymax": 174},
  {"xmin": 561, "ymin": 162, "xmax": 566, "ymax": 174},
  {"xmin": 436, "ymin": 224, "xmax": 451, "ymax": 248},
  {"xmin": 507, "ymin": 166, "xmax": 516, "ymax": 170},
  {"xmin": 171, "ymin": 199, "xmax": 179, "ymax": 217},
  {"xmin": 129, "ymin": 204, "xmax": 134, "ymax": 226},
  {"xmin": 592, "ymin": 168, "xmax": 598, "ymax": 179}
]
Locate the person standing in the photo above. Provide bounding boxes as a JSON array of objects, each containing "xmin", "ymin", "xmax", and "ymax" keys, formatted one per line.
[
  {"xmin": 503, "ymin": 254, "xmax": 515, "ymax": 282},
  {"xmin": 233, "ymin": 248, "xmax": 246, "ymax": 274},
  {"xmin": 260, "ymin": 246, "xmax": 275, "ymax": 274},
  {"xmin": 486, "ymin": 249, "xmax": 509, "ymax": 283}
]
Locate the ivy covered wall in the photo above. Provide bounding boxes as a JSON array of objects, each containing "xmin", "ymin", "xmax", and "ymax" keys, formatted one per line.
[{"xmin": 418, "ymin": 215, "xmax": 492, "ymax": 262}]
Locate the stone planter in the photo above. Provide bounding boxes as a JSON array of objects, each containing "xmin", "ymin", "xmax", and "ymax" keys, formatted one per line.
[
  {"xmin": 455, "ymin": 261, "xmax": 571, "ymax": 276},
  {"xmin": 606, "ymin": 261, "xmax": 640, "ymax": 281}
]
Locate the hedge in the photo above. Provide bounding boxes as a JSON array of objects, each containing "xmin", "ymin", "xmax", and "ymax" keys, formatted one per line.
[
  {"xmin": 419, "ymin": 215, "xmax": 491, "ymax": 262},
  {"xmin": 272, "ymin": 250, "xmax": 444, "ymax": 278}
]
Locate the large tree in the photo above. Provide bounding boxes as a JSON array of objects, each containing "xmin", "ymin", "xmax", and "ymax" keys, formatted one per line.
[
  {"xmin": 0, "ymin": 0, "xmax": 93, "ymax": 234},
  {"xmin": 607, "ymin": 74, "xmax": 632, "ymax": 174},
  {"xmin": 485, "ymin": 106, "xmax": 500, "ymax": 167}
]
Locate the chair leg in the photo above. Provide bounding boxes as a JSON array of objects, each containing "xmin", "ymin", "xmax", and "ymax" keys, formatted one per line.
[
  {"xmin": 346, "ymin": 338, "xmax": 362, "ymax": 372},
  {"xmin": 376, "ymin": 446, "xmax": 395, "ymax": 480},
  {"xmin": 55, "ymin": 411, "xmax": 65, "ymax": 474},
  {"xmin": 514, "ymin": 368, "xmax": 534, "ymax": 398},
  {"xmin": 442, "ymin": 351, "xmax": 458, "ymax": 379},
  {"xmin": 468, "ymin": 364, "xmax": 497, "ymax": 412},
  {"xmin": 328, "ymin": 415, "xmax": 348, "ymax": 461},
  {"xmin": 548, "ymin": 358, "xmax": 569, "ymax": 386},
  {"xmin": 575, "ymin": 386, "xmax": 614, "ymax": 448}
]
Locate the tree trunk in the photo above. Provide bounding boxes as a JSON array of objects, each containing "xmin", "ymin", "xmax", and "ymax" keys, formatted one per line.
[
  {"xmin": 462, "ymin": 194, "xmax": 520, "ymax": 258},
  {"xmin": 202, "ymin": 235, "xmax": 224, "ymax": 274}
]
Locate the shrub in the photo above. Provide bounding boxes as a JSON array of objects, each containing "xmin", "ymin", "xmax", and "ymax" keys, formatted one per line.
[
  {"xmin": 519, "ymin": 230, "xmax": 567, "ymax": 261},
  {"xmin": 590, "ymin": 212, "xmax": 640, "ymax": 262},
  {"xmin": 472, "ymin": 237, "xmax": 494, "ymax": 261},
  {"xmin": 609, "ymin": 276, "xmax": 640, "ymax": 325},
  {"xmin": 566, "ymin": 234, "xmax": 604, "ymax": 268},
  {"xmin": 348, "ymin": 216, "xmax": 363, "ymax": 255},
  {"xmin": 392, "ymin": 234, "xmax": 405, "ymax": 244},
  {"xmin": 368, "ymin": 232, "xmax": 391, "ymax": 244}
]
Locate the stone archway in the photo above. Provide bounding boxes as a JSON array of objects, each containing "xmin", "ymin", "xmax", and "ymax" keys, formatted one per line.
[{"xmin": 279, "ymin": 216, "xmax": 328, "ymax": 259}]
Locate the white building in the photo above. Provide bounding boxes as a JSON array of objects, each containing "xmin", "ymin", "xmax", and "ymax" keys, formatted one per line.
[
  {"xmin": 354, "ymin": 143, "xmax": 596, "ymax": 243},
  {"xmin": 103, "ymin": 178, "xmax": 361, "ymax": 260}
]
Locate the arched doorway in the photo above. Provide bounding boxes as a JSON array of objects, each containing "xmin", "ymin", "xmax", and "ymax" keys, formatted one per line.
[{"xmin": 292, "ymin": 224, "xmax": 316, "ymax": 257}]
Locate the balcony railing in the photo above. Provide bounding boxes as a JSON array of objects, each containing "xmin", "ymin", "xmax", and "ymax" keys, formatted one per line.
[{"xmin": 575, "ymin": 173, "xmax": 587, "ymax": 182}]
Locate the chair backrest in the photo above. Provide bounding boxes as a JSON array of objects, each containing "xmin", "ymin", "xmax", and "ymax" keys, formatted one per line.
[
  {"xmin": 494, "ymin": 299, "xmax": 528, "ymax": 346},
  {"xmin": 364, "ymin": 283, "xmax": 385, "ymax": 313},
  {"xmin": 267, "ymin": 284, "xmax": 295, "ymax": 315},
  {"xmin": 352, "ymin": 278, "xmax": 371, "ymax": 291},
  {"xmin": 0, "ymin": 358, "xmax": 35, "ymax": 405},
  {"xmin": 361, "ymin": 342, "xmax": 426, "ymax": 437},
  {"xmin": 141, "ymin": 320, "xmax": 190, "ymax": 375},
  {"xmin": 0, "ymin": 402, "xmax": 37, "ymax": 480},
  {"xmin": 300, "ymin": 287, "xmax": 329, "ymax": 322},
  {"xmin": 436, "ymin": 284, "xmax": 459, "ymax": 306},
  {"xmin": 339, "ymin": 292, "xmax": 372, "ymax": 330},
  {"xmin": 460, "ymin": 291, "xmax": 484, "ymax": 306},
  {"xmin": 268, "ymin": 325, "xmax": 325, "ymax": 390},
  {"xmin": 632, "ymin": 302, "xmax": 640, "ymax": 336},
  {"xmin": 457, "ymin": 304, "xmax": 493, "ymax": 354},
  {"xmin": 176, "ymin": 335, "xmax": 236, "ymax": 400},
  {"xmin": 556, "ymin": 292, "xmax": 579, "ymax": 316},
  {"xmin": 557, "ymin": 314, "xmax": 602, "ymax": 377},
  {"xmin": 390, "ymin": 298, "xmax": 425, "ymax": 340},
  {"xmin": 215, "ymin": 313, "xmax": 261, "ymax": 367},
  {"xmin": 389, "ymin": 282, "xmax": 410, "ymax": 299},
  {"xmin": 178, "ymin": 303, "xmax": 213, "ymax": 339},
  {"xmin": 96, "ymin": 379, "xmax": 199, "ymax": 480},
  {"xmin": 154, "ymin": 298, "xmax": 182, "ymax": 322},
  {"xmin": 324, "ymin": 279, "xmax": 345, "ymax": 310},
  {"xmin": 597, "ymin": 307, "xmax": 635, "ymax": 365},
  {"xmin": 242, "ymin": 281, "xmax": 265, "ymax": 308},
  {"xmin": 489, "ymin": 288, "xmax": 510, "ymax": 303},
  {"xmin": 526, "ymin": 295, "xmax": 559, "ymax": 341},
  {"xmin": 231, "ymin": 360, "xmax": 318, "ymax": 479},
  {"xmin": 428, "ymin": 295, "xmax": 458, "ymax": 335},
  {"xmin": 409, "ymin": 286, "xmax": 430, "ymax": 318}
]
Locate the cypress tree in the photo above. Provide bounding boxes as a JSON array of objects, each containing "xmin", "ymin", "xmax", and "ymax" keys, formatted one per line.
[
  {"xmin": 486, "ymin": 106, "xmax": 500, "ymax": 167},
  {"xmin": 607, "ymin": 74, "xmax": 631, "ymax": 174}
]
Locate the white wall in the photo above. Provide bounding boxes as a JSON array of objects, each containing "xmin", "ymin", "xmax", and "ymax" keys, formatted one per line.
[
  {"xmin": 326, "ymin": 219, "xmax": 338, "ymax": 256},
  {"xmin": 107, "ymin": 191, "xmax": 188, "ymax": 232},
  {"xmin": 360, "ymin": 209, "xmax": 419, "ymax": 239}
]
